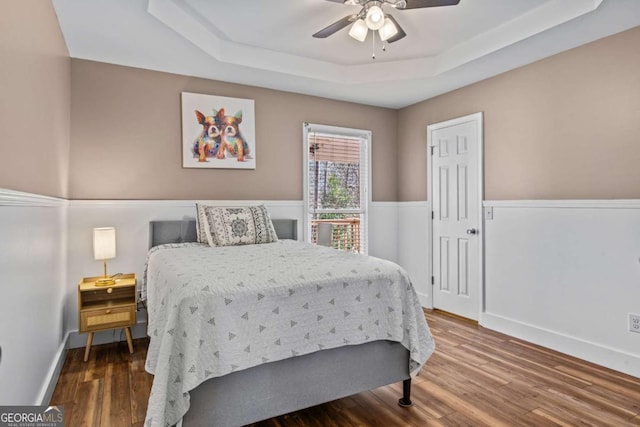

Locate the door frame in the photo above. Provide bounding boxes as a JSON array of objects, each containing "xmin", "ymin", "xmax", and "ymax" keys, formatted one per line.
[{"xmin": 426, "ymin": 112, "xmax": 484, "ymax": 319}]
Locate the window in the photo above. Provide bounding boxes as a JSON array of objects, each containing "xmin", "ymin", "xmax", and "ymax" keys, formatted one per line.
[{"xmin": 303, "ymin": 123, "xmax": 370, "ymax": 254}]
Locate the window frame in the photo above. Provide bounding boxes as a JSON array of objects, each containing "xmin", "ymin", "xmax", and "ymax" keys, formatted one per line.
[{"xmin": 302, "ymin": 122, "xmax": 372, "ymax": 254}]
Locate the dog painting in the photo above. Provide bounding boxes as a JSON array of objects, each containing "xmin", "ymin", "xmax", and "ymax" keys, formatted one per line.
[
  {"xmin": 182, "ymin": 93, "xmax": 256, "ymax": 169},
  {"xmin": 193, "ymin": 109, "xmax": 222, "ymax": 161},
  {"xmin": 217, "ymin": 109, "xmax": 250, "ymax": 162}
]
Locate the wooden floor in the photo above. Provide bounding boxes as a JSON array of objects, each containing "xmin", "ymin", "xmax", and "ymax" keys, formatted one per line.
[{"xmin": 50, "ymin": 310, "xmax": 640, "ymax": 426}]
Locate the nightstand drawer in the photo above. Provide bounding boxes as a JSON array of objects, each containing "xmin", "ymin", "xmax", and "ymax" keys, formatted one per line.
[
  {"xmin": 80, "ymin": 305, "xmax": 136, "ymax": 332},
  {"xmin": 81, "ymin": 286, "xmax": 135, "ymax": 307}
]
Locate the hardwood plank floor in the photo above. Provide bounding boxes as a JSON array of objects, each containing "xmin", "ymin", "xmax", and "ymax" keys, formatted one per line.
[{"xmin": 50, "ymin": 311, "xmax": 640, "ymax": 426}]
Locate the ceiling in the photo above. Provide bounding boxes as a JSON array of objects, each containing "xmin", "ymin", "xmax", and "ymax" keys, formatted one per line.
[{"xmin": 52, "ymin": 0, "xmax": 640, "ymax": 108}]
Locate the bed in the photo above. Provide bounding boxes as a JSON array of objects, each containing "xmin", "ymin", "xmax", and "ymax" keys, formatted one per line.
[{"xmin": 143, "ymin": 219, "xmax": 435, "ymax": 427}]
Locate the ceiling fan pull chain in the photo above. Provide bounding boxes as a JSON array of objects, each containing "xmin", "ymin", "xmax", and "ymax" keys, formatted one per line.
[{"xmin": 372, "ymin": 32, "xmax": 376, "ymax": 60}]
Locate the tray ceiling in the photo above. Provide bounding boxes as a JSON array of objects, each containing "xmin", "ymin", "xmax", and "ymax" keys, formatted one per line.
[{"xmin": 52, "ymin": 0, "xmax": 640, "ymax": 108}]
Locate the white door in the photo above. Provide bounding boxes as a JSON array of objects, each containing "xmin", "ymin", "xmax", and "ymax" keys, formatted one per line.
[{"xmin": 429, "ymin": 113, "xmax": 483, "ymax": 321}]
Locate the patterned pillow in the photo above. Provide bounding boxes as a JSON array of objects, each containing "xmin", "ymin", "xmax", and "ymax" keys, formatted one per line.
[
  {"xmin": 203, "ymin": 205, "xmax": 278, "ymax": 246},
  {"xmin": 195, "ymin": 203, "xmax": 211, "ymax": 243}
]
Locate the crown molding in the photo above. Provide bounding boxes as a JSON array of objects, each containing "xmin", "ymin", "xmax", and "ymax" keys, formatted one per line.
[{"xmin": 148, "ymin": 0, "xmax": 602, "ymax": 84}]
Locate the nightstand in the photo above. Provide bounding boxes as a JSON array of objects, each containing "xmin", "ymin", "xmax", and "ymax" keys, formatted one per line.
[{"xmin": 78, "ymin": 273, "xmax": 137, "ymax": 362}]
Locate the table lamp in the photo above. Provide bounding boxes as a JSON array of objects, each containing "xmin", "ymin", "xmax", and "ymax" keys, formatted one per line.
[{"xmin": 93, "ymin": 227, "xmax": 116, "ymax": 286}]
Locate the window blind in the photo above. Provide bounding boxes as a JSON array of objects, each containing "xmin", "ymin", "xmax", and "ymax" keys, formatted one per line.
[{"xmin": 305, "ymin": 127, "xmax": 369, "ymax": 254}]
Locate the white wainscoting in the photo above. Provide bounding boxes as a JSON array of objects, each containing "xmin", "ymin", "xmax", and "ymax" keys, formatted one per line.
[
  {"xmin": 397, "ymin": 202, "xmax": 431, "ymax": 308},
  {"xmin": 11, "ymin": 193, "xmax": 637, "ymax": 392},
  {"xmin": 483, "ymin": 200, "xmax": 640, "ymax": 377},
  {"xmin": 0, "ymin": 189, "xmax": 68, "ymax": 405},
  {"xmin": 65, "ymin": 200, "xmax": 401, "ymax": 348},
  {"xmin": 369, "ymin": 202, "xmax": 399, "ymax": 263},
  {"xmin": 395, "ymin": 199, "xmax": 640, "ymax": 377}
]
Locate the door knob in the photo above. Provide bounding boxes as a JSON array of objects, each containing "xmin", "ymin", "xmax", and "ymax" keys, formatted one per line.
[{"xmin": 466, "ymin": 228, "xmax": 478, "ymax": 235}]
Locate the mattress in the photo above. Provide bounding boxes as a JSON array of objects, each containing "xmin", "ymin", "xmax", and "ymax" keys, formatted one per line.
[{"xmin": 143, "ymin": 240, "xmax": 435, "ymax": 426}]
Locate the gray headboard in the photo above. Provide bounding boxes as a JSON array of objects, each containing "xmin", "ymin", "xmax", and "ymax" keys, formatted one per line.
[{"xmin": 149, "ymin": 219, "xmax": 298, "ymax": 248}]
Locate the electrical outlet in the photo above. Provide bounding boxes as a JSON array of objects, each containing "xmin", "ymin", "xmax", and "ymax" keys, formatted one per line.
[{"xmin": 630, "ymin": 313, "xmax": 640, "ymax": 333}]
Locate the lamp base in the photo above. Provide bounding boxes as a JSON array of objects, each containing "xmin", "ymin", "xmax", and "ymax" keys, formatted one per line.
[{"xmin": 95, "ymin": 277, "xmax": 116, "ymax": 286}]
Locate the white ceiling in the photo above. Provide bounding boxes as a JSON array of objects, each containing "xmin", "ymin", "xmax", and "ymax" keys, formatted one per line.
[{"xmin": 52, "ymin": 0, "xmax": 640, "ymax": 108}]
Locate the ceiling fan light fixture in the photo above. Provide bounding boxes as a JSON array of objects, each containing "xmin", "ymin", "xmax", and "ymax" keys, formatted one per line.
[
  {"xmin": 365, "ymin": 5, "xmax": 385, "ymax": 30},
  {"xmin": 387, "ymin": 0, "xmax": 407, "ymax": 8},
  {"xmin": 378, "ymin": 17, "xmax": 398, "ymax": 41},
  {"xmin": 348, "ymin": 19, "xmax": 368, "ymax": 42}
]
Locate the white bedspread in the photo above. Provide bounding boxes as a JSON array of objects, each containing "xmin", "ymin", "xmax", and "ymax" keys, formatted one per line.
[{"xmin": 144, "ymin": 240, "xmax": 435, "ymax": 427}]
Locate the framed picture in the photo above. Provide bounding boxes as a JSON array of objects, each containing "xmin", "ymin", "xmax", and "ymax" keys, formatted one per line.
[{"xmin": 181, "ymin": 92, "xmax": 256, "ymax": 169}]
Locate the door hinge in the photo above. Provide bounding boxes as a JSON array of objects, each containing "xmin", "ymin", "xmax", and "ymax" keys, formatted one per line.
[
  {"xmin": 431, "ymin": 276, "xmax": 434, "ymax": 285},
  {"xmin": 430, "ymin": 146, "xmax": 435, "ymax": 156},
  {"xmin": 431, "ymin": 211, "xmax": 434, "ymax": 219}
]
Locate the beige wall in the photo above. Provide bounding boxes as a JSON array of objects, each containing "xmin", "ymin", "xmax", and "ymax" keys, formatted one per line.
[
  {"xmin": 0, "ymin": 0, "xmax": 70, "ymax": 198},
  {"xmin": 9, "ymin": 12, "xmax": 637, "ymax": 203},
  {"xmin": 69, "ymin": 60, "xmax": 398, "ymax": 201},
  {"xmin": 397, "ymin": 26, "xmax": 640, "ymax": 201}
]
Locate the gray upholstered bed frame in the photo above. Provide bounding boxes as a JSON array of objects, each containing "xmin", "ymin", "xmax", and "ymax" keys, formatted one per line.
[
  {"xmin": 149, "ymin": 218, "xmax": 298, "ymax": 247},
  {"xmin": 148, "ymin": 219, "xmax": 412, "ymax": 427}
]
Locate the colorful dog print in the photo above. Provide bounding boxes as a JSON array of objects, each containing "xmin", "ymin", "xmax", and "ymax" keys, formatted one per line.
[
  {"xmin": 217, "ymin": 110, "xmax": 250, "ymax": 162},
  {"xmin": 193, "ymin": 109, "xmax": 223, "ymax": 162}
]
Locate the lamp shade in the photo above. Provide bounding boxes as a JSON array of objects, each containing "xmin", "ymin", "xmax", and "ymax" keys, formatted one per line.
[
  {"xmin": 365, "ymin": 5, "xmax": 385, "ymax": 30},
  {"xmin": 93, "ymin": 227, "xmax": 116, "ymax": 260},
  {"xmin": 348, "ymin": 19, "xmax": 368, "ymax": 42},
  {"xmin": 378, "ymin": 17, "xmax": 398, "ymax": 41}
]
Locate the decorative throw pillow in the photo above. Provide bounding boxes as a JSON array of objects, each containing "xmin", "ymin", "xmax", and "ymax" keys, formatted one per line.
[
  {"xmin": 203, "ymin": 205, "xmax": 278, "ymax": 247},
  {"xmin": 195, "ymin": 203, "xmax": 211, "ymax": 243}
]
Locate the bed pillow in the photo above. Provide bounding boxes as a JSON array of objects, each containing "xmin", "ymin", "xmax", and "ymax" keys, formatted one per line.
[
  {"xmin": 196, "ymin": 203, "xmax": 212, "ymax": 243},
  {"xmin": 203, "ymin": 205, "xmax": 278, "ymax": 246}
]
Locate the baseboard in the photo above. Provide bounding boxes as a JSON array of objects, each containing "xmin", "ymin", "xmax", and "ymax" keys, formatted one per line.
[
  {"xmin": 38, "ymin": 321, "xmax": 148, "ymax": 405},
  {"xmin": 38, "ymin": 322, "xmax": 148, "ymax": 405},
  {"xmin": 417, "ymin": 291, "xmax": 432, "ymax": 309},
  {"xmin": 67, "ymin": 321, "xmax": 148, "ymax": 349},
  {"xmin": 481, "ymin": 312, "xmax": 640, "ymax": 378},
  {"xmin": 37, "ymin": 331, "xmax": 70, "ymax": 405}
]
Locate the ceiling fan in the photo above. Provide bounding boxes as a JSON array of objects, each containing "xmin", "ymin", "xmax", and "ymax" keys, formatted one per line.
[{"xmin": 313, "ymin": 0, "xmax": 460, "ymax": 44}]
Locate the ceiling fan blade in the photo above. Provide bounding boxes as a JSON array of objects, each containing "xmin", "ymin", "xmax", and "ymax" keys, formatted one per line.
[
  {"xmin": 313, "ymin": 14, "xmax": 358, "ymax": 38},
  {"xmin": 402, "ymin": 0, "xmax": 460, "ymax": 9},
  {"xmin": 324, "ymin": 0, "xmax": 360, "ymax": 4},
  {"xmin": 386, "ymin": 15, "xmax": 407, "ymax": 43}
]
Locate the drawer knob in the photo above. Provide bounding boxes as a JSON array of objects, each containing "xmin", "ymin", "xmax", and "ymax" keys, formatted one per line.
[
  {"xmin": 107, "ymin": 287, "xmax": 113, "ymax": 294},
  {"xmin": 106, "ymin": 310, "xmax": 112, "ymax": 314}
]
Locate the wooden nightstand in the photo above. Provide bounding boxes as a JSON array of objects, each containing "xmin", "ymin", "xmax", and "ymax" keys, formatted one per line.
[{"xmin": 78, "ymin": 273, "xmax": 137, "ymax": 362}]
